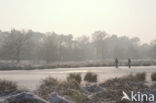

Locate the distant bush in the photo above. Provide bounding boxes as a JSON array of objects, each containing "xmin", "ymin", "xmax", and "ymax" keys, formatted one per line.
[
  {"xmin": 67, "ymin": 73, "xmax": 82, "ymax": 84},
  {"xmin": 84, "ymin": 72, "xmax": 97, "ymax": 82},
  {"xmin": 136, "ymin": 72, "xmax": 146, "ymax": 81},
  {"xmin": 0, "ymin": 79, "xmax": 17, "ymax": 95},
  {"xmin": 151, "ymin": 72, "xmax": 156, "ymax": 81},
  {"xmin": 37, "ymin": 77, "xmax": 59, "ymax": 99}
]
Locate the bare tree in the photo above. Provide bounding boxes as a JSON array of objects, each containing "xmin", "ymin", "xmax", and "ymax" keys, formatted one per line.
[
  {"xmin": 1, "ymin": 29, "xmax": 32, "ymax": 63},
  {"xmin": 92, "ymin": 31, "xmax": 107, "ymax": 59}
]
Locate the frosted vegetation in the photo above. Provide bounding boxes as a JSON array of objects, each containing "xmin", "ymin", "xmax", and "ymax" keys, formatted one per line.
[
  {"xmin": 1, "ymin": 72, "xmax": 156, "ymax": 103},
  {"xmin": 0, "ymin": 29, "xmax": 156, "ymax": 64}
]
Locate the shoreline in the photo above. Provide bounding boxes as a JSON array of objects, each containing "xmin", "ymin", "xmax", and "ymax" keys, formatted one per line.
[{"xmin": 0, "ymin": 64, "xmax": 156, "ymax": 71}]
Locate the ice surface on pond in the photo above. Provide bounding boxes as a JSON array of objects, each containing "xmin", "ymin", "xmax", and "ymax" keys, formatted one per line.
[{"xmin": 0, "ymin": 66, "xmax": 155, "ymax": 90}]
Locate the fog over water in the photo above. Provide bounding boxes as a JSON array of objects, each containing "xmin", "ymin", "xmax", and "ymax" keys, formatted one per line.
[{"xmin": 0, "ymin": 0, "xmax": 156, "ymax": 43}]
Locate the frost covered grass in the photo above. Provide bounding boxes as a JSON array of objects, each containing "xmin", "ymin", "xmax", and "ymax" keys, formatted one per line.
[
  {"xmin": 0, "ymin": 59, "xmax": 156, "ymax": 70},
  {"xmin": 100, "ymin": 74, "xmax": 148, "ymax": 102},
  {"xmin": 0, "ymin": 72, "xmax": 155, "ymax": 103},
  {"xmin": 57, "ymin": 81, "xmax": 87, "ymax": 103},
  {"xmin": 37, "ymin": 74, "xmax": 87, "ymax": 103},
  {"xmin": 0, "ymin": 79, "xmax": 18, "ymax": 96},
  {"xmin": 37, "ymin": 72, "xmax": 149, "ymax": 102},
  {"xmin": 37, "ymin": 77, "xmax": 59, "ymax": 99}
]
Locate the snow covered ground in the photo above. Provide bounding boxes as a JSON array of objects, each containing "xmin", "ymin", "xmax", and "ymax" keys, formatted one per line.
[{"xmin": 0, "ymin": 66, "xmax": 156, "ymax": 90}]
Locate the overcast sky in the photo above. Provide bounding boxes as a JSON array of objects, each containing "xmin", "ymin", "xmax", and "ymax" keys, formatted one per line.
[{"xmin": 0, "ymin": 0, "xmax": 156, "ymax": 43}]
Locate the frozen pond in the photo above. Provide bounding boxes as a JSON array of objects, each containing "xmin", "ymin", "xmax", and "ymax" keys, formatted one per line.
[{"xmin": 0, "ymin": 66, "xmax": 156, "ymax": 90}]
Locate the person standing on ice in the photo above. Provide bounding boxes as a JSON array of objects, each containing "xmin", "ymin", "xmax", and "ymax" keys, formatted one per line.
[
  {"xmin": 128, "ymin": 58, "xmax": 131, "ymax": 68},
  {"xmin": 115, "ymin": 58, "xmax": 119, "ymax": 68}
]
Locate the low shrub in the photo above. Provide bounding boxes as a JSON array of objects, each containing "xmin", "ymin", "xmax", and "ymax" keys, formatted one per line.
[
  {"xmin": 84, "ymin": 72, "xmax": 97, "ymax": 82},
  {"xmin": 56, "ymin": 80, "xmax": 87, "ymax": 103},
  {"xmin": 150, "ymin": 83, "xmax": 156, "ymax": 89},
  {"xmin": 135, "ymin": 72, "xmax": 146, "ymax": 81},
  {"xmin": 67, "ymin": 90, "xmax": 87, "ymax": 103},
  {"xmin": 151, "ymin": 72, "xmax": 156, "ymax": 81},
  {"xmin": 0, "ymin": 79, "xmax": 17, "ymax": 96},
  {"xmin": 67, "ymin": 73, "xmax": 82, "ymax": 84},
  {"xmin": 99, "ymin": 74, "xmax": 148, "ymax": 102},
  {"xmin": 37, "ymin": 77, "xmax": 59, "ymax": 99},
  {"xmin": 38, "ymin": 75, "xmax": 85, "ymax": 102}
]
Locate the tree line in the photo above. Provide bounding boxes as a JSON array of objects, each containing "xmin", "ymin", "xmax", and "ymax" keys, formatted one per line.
[{"xmin": 0, "ymin": 29, "xmax": 156, "ymax": 63}]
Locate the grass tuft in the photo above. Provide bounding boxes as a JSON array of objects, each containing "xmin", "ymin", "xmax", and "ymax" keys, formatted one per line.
[
  {"xmin": 58, "ymin": 80, "xmax": 87, "ymax": 103},
  {"xmin": 84, "ymin": 72, "xmax": 97, "ymax": 82},
  {"xmin": 99, "ymin": 74, "xmax": 148, "ymax": 102},
  {"xmin": 37, "ymin": 77, "xmax": 59, "ymax": 99},
  {"xmin": 0, "ymin": 79, "xmax": 17, "ymax": 96},
  {"xmin": 67, "ymin": 73, "xmax": 82, "ymax": 84},
  {"xmin": 135, "ymin": 72, "xmax": 146, "ymax": 81},
  {"xmin": 151, "ymin": 72, "xmax": 156, "ymax": 81},
  {"xmin": 150, "ymin": 83, "xmax": 156, "ymax": 89}
]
